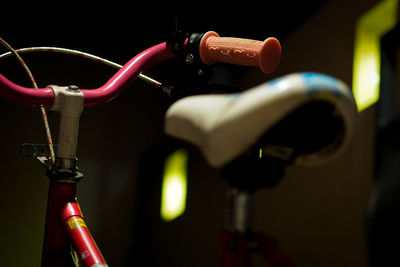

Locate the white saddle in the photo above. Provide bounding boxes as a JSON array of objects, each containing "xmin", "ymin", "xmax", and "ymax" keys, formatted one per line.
[{"xmin": 165, "ymin": 72, "xmax": 357, "ymax": 167}]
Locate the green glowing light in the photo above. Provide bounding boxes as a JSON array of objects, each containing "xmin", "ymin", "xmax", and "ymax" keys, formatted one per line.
[
  {"xmin": 352, "ymin": 0, "xmax": 398, "ymax": 111},
  {"xmin": 160, "ymin": 149, "xmax": 188, "ymax": 221}
]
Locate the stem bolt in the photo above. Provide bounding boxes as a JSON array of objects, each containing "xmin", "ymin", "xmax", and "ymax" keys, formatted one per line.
[
  {"xmin": 185, "ymin": 54, "xmax": 195, "ymax": 64},
  {"xmin": 67, "ymin": 85, "xmax": 79, "ymax": 92}
]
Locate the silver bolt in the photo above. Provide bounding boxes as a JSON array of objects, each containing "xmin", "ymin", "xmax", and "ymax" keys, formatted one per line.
[
  {"xmin": 185, "ymin": 54, "xmax": 195, "ymax": 64},
  {"xmin": 67, "ymin": 85, "xmax": 79, "ymax": 92}
]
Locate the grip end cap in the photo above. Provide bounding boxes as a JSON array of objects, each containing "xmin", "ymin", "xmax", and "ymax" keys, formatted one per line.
[{"xmin": 259, "ymin": 37, "xmax": 281, "ymax": 74}]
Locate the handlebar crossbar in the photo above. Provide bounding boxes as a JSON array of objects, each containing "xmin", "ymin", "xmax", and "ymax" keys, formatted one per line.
[
  {"xmin": 0, "ymin": 74, "xmax": 54, "ymax": 107},
  {"xmin": 82, "ymin": 42, "xmax": 175, "ymax": 107},
  {"xmin": 0, "ymin": 42, "xmax": 176, "ymax": 108}
]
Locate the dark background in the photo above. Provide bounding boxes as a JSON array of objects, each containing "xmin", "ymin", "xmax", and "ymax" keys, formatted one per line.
[{"xmin": 2, "ymin": 2, "xmax": 325, "ymax": 64}]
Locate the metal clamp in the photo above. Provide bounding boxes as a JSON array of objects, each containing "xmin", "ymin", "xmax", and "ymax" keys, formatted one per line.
[
  {"xmin": 22, "ymin": 143, "xmax": 83, "ymax": 183},
  {"xmin": 46, "ymin": 157, "xmax": 84, "ymax": 183},
  {"xmin": 22, "ymin": 143, "xmax": 58, "ymax": 170}
]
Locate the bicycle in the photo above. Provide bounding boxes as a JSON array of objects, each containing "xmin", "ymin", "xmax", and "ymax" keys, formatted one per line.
[{"xmin": 0, "ymin": 30, "xmax": 287, "ymax": 266}]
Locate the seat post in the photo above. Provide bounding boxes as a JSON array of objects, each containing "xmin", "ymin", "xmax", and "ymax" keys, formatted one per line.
[
  {"xmin": 221, "ymin": 188, "xmax": 255, "ymax": 267},
  {"xmin": 220, "ymin": 159, "xmax": 296, "ymax": 267},
  {"xmin": 227, "ymin": 188, "xmax": 255, "ymax": 233}
]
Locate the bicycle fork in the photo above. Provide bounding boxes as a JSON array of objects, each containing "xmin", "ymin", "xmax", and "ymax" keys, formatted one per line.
[{"xmin": 25, "ymin": 85, "xmax": 107, "ymax": 267}]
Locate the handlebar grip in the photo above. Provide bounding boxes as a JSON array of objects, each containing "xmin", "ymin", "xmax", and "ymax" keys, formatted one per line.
[{"xmin": 199, "ymin": 31, "xmax": 281, "ymax": 74}]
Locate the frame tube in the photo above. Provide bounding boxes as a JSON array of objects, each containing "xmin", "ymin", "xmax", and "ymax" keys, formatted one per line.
[
  {"xmin": 41, "ymin": 182, "xmax": 78, "ymax": 266},
  {"xmin": 63, "ymin": 204, "xmax": 107, "ymax": 266},
  {"xmin": 41, "ymin": 181, "xmax": 107, "ymax": 267}
]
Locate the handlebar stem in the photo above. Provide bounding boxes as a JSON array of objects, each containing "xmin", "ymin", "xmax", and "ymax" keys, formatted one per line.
[{"xmin": 50, "ymin": 85, "xmax": 84, "ymax": 160}]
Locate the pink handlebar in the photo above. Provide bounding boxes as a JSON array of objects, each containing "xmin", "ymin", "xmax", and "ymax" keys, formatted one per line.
[
  {"xmin": 82, "ymin": 42, "xmax": 175, "ymax": 107},
  {"xmin": 0, "ymin": 74, "xmax": 54, "ymax": 107},
  {"xmin": 0, "ymin": 32, "xmax": 281, "ymax": 108},
  {"xmin": 199, "ymin": 31, "xmax": 281, "ymax": 74},
  {"xmin": 0, "ymin": 42, "xmax": 176, "ymax": 108}
]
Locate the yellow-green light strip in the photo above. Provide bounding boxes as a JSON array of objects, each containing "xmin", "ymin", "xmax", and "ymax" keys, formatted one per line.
[
  {"xmin": 160, "ymin": 149, "xmax": 188, "ymax": 221},
  {"xmin": 352, "ymin": 0, "xmax": 398, "ymax": 111}
]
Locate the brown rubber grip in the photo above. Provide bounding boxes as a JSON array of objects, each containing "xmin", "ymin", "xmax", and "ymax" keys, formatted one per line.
[{"xmin": 199, "ymin": 31, "xmax": 281, "ymax": 74}]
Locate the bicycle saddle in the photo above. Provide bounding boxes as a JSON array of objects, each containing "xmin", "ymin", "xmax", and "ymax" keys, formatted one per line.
[{"xmin": 165, "ymin": 72, "xmax": 357, "ymax": 168}]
